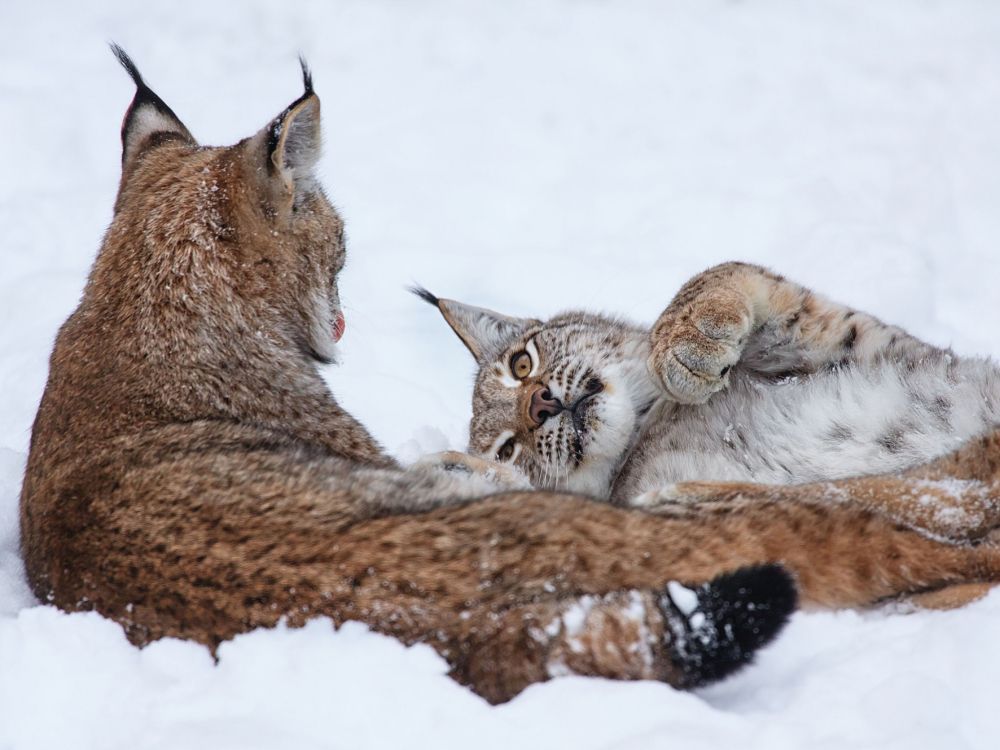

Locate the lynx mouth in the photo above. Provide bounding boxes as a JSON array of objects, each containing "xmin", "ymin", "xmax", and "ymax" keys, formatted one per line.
[
  {"xmin": 571, "ymin": 394, "xmax": 598, "ymax": 433},
  {"xmin": 569, "ymin": 390, "xmax": 602, "ymax": 467},
  {"xmin": 564, "ymin": 377, "xmax": 605, "ymax": 462}
]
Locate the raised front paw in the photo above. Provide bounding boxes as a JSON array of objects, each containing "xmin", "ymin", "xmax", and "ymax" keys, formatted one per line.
[{"xmin": 649, "ymin": 287, "xmax": 753, "ymax": 404}]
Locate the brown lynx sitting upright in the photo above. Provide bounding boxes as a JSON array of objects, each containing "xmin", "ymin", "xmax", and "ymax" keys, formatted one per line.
[{"xmin": 18, "ymin": 49, "xmax": 1000, "ymax": 705}]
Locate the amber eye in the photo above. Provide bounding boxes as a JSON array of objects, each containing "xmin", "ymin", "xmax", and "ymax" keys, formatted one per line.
[
  {"xmin": 510, "ymin": 352, "xmax": 532, "ymax": 379},
  {"xmin": 496, "ymin": 438, "xmax": 516, "ymax": 462}
]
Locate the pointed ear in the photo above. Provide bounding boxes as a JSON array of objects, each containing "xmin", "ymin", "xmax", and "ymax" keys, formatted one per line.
[
  {"xmin": 111, "ymin": 44, "xmax": 196, "ymax": 168},
  {"xmin": 248, "ymin": 58, "xmax": 321, "ymax": 200},
  {"xmin": 412, "ymin": 287, "xmax": 537, "ymax": 362}
]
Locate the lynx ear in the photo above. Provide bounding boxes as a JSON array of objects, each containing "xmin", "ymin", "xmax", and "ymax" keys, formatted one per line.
[
  {"xmin": 111, "ymin": 44, "xmax": 196, "ymax": 168},
  {"xmin": 412, "ymin": 287, "xmax": 537, "ymax": 362},
  {"xmin": 251, "ymin": 58, "xmax": 321, "ymax": 198}
]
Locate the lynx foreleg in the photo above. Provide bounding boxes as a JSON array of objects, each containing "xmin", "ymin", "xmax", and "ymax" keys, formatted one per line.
[
  {"xmin": 900, "ymin": 582, "xmax": 995, "ymax": 611},
  {"xmin": 344, "ymin": 452, "xmax": 532, "ymax": 516},
  {"xmin": 649, "ymin": 262, "xmax": 938, "ymax": 402}
]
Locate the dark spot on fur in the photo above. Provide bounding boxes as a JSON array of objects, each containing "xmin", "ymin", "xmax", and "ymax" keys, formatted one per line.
[
  {"xmin": 928, "ymin": 395, "xmax": 953, "ymax": 427},
  {"xmin": 826, "ymin": 423, "xmax": 854, "ymax": 443},
  {"xmin": 842, "ymin": 325, "xmax": 858, "ymax": 351},
  {"xmin": 877, "ymin": 428, "xmax": 906, "ymax": 454}
]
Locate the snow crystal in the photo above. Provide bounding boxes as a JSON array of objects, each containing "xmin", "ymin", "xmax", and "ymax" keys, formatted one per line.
[{"xmin": 667, "ymin": 581, "xmax": 700, "ymax": 616}]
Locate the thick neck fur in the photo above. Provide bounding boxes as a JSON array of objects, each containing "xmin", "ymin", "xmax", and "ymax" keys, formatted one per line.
[{"xmin": 37, "ymin": 140, "xmax": 386, "ymax": 469}]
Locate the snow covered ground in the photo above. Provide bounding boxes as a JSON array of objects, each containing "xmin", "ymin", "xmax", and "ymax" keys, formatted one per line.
[{"xmin": 2, "ymin": 1, "xmax": 1000, "ymax": 747}]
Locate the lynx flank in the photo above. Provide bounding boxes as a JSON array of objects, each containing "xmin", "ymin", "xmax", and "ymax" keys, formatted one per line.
[{"xmin": 420, "ymin": 263, "xmax": 1000, "ymax": 608}]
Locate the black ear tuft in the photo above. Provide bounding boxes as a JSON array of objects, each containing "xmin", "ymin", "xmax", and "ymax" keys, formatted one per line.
[
  {"xmin": 409, "ymin": 285, "xmax": 440, "ymax": 307},
  {"xmin": 298, "ymin": 55, "xmax": 314, "ymax": 96},
  {"xmin": 110, "ymin": 43, "xmax": 195, "ymax": 166},
  {"xmin": 419, "ymin": 295, "xmax": 537, "ymax": 362},
  {"xmin": 262, "ymin": 58, "xmax": 321, "ymax": 184},
  {"xmin": 659, "ymin": 563, "xmax": 797, "ymax": 689},
  {"xmin": 110, "ymin": 43, "xmax": 145, "ymax": 88}
]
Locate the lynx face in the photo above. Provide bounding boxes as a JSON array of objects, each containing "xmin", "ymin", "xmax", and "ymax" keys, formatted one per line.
[
  {"xmin": 418, "ymin": 291, "xmax": 661, "ymax": 497},
  {"xmin": 105, "ymin": 46, "xmax": 347, "ymax": 366},
  {"xmin": 266, "ymin": 185, "xmax": 348, "ymax": 365}
]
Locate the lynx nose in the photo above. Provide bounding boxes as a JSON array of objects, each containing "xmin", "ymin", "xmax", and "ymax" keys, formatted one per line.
[{"xmin": 529, "ymin": 386, "xmax": 564, "ymax": 427}]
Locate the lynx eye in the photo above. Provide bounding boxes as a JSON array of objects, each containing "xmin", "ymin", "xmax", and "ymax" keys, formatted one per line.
[
  {"xmin": 510, "ymin": 352, "xmax": 532, "ymax": 380},
  {"xmin": 496, "ymin": 438, "xmax": 516, "ymax": 462}
]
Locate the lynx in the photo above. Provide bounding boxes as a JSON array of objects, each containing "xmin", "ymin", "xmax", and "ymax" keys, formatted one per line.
[
  {"xmin": 420, "ymin": 263, "xmax": 1000, "ymax": 610},
  {"xmin": 18, "ymin": 50, "xmax": 999, "ymax": 707}
]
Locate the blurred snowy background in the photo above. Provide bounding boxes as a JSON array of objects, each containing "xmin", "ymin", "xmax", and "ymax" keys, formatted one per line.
[{"xmin": 2, "ymin": 1, "xmax": 1000, "ymax": 748}]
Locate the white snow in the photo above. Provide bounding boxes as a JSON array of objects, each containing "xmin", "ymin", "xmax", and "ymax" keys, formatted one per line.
[
  {"xmin": 3, "ymin": 1, "xmax": 1000, "ymax": 748},
  {"xmin": 666, "ymin": 581, "xmax": 700, "ymax": 617}
]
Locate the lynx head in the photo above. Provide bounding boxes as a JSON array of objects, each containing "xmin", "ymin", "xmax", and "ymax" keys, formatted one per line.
[
  {"xmin": 418, "ymin": 289, "xmax": 662, "ymax": 498},
  {"xmin": 102, "ymin": 45, "xmax": 346, "ymax": 365}
]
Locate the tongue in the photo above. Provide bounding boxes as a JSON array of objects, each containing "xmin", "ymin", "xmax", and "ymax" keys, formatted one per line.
[{"xmin": 332, "ymin": 312, "xmax": 346, "ymax": 343}]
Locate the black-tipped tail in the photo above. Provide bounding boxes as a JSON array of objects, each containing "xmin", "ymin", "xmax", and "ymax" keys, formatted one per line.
[
  {"xmin": 659, "ymin": 563, "xmax": 797, "ymax": 688},
  {"xmin": 409, "ymin": 285, "xmax": 440, "ymax": 307}
]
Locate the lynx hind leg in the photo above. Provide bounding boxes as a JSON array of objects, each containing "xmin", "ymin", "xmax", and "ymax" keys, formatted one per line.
[
  {"xmin": 900, "ymin": 582, "xmax": 996, "ymax": 611},
  {"xmin": 456, "ymin": 564, "xmax": 797, "ymax": 703},
  {"xmin": 633, "ymin": 473, "xmax": 1000, "ymax": 547}
]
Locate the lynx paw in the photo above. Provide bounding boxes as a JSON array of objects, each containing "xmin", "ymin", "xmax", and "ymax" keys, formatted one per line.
[
  {"xmin": 416, "ymin": 451, "xmax": 532, "ymax": 491},
  {"xmin": 649, "ymin": 291, "xmax": 752, "ymax": 404},
  {"xmin": 627, "ymin": 485, "xmax": 692, "ymax": 514}
]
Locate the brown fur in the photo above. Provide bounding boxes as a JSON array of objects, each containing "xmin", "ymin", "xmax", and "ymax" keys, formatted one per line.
[{"xmin": 19, "ymin": 57, "xmax": 1000, "ymax": 705}]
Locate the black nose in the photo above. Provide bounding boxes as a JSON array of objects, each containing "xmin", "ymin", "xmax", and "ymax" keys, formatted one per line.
[{"xmin": 529, "ymin": 386, "xmax": 564, "ymax": 426}]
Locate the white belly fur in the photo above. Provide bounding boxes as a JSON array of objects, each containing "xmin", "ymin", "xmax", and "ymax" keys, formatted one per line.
[{"xmin": 618, "ymin": 355, "xmax": 1000, "ymax": 498}]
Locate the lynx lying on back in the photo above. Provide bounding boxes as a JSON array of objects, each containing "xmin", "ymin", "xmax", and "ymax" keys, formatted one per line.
[{"xmin": 421, "ymin": 263, "xmax": 1000, "ymax": 543}]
